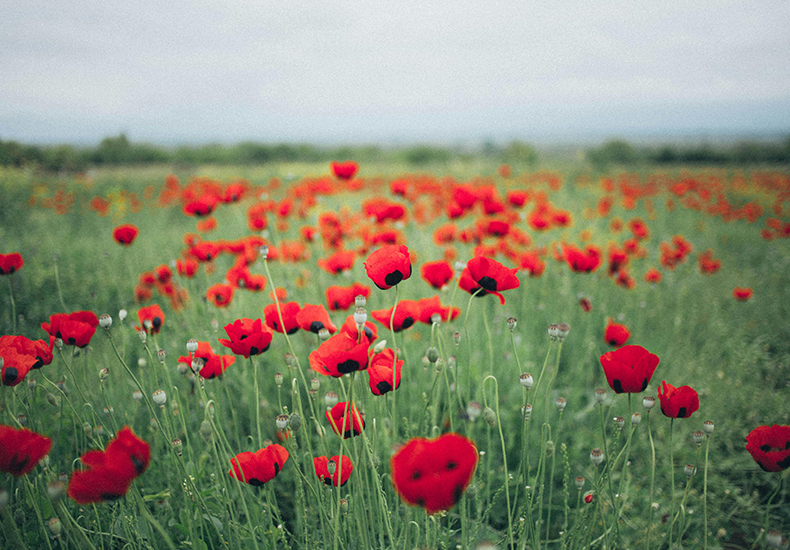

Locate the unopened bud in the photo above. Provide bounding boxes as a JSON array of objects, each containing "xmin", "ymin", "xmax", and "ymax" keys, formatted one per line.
[
  {"xmin": 46, "ymin": 393, "xmax": 58, "ymax": 407},
  {"xmin": 288, "ymin": 413, "xmax": 302, "ymax": 432},
  {"xmin": 426, "ymin": 347, "xmax": 439, "ymax": 364},
  {"xmin": 99, "ymin": 314, "xmax": 112, "ymax": 329},
  {"xmin": 483, "ymin": 407, "xmax": 497, "ymax": 427},
  {"xmin": 0, "ymin": 488, "xmax": 10, "ymax": 510},
  {"xmin": 199, "ymin": 420, "xmax": 212, "ymax": 442},
  {"xmin": 83, "ymin": 422, "xmax": 93, "ymax": 438},
  {"xmin": 545, "ymin": 440, "xmax": 555, "ymax": 457},
  {"xmin": 138, "ymin": 330, "xmax": 147, "ymax": 344}
]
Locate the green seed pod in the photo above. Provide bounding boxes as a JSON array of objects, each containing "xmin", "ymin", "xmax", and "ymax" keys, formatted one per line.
[
  {"xmin": 483, "ymin": 407, "xmax": 497, "ymax": 427},
  {"xmin": 199, "ymin": 420, "xmax": 213, "ymax": 442},
  {"xmin": 288, "ymin": 413, "xmax": 303, "ymax": 433}
]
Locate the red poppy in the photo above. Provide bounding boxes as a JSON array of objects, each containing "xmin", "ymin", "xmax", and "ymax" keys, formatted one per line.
[
  {"xmin": 0, "ymin": 425, "xmax": 52, "ymax": 476},
  {"xmin": 733, "ymin": 287, "xmax": 753, "ymax": 301},
  {"xmin": 339, "ymin": 314, "xmax": 378, "ymax": 343},
  {"xmin": 137, "ymin": 304, "xmax": 165, "ymax": 335},
  {"xmin": 415, "ymin": 296, "xmax": 460, "ymax": 324},
  {"xmin": 420, "ymin": 260, "xmax": 455, "ymax": 289},
  {"xmin": 599, "ymin": 345, "xmax": 659, "ymax": 394},
  {"xmin": 644, "ymin": 268, "xmax": 663, "ymax": 284},
  {"xmin": 219, "ymin": 318, "xmax": 273, "ymax": 358},
  {"xmin": 229, "ymin": 444, "xmax": 289, "ymax": 486},
  {"xmin": 67, "ymin": 426, "xmax": 150, "ymax": 504},
  {"xmin": 178, "ymin": 341, "xmax": 236, "ymax": 379},
  {"xmin": 206, "ymin": 283, "xmax": 234, "ymax": 308},
  {"xmin": 561, "ymin": 244, "xmax": 601, "ymax": 274},
  {"xmin": 317, "ymin": 249, "xmax": 357, "ymax": 275},
  {"xmin": 745, "ymin": 425, "xmax": 790, "ymax": 472},
  {"xmin": 314, "ymin": 455, "xmax": 353, "ymax": 487},
  {"xmin": 176, "ymin": 258, "xmax": 199, "ymax": 278},
  {"xmin": 657, "ymin": 381, "xmax": 699, "ymax": 419},
  {"xmin": 325, "ymin": 283, "xmax": 371, "ymax": 311},
  {"xmin": 367, "ymin": 348, "xmax": 403, "ymax": 395},
  {"xmin": 0, "ymin": 345, "xmax": 36, "ymax": 386},
  {"xmin": 41, "ymin": 311, "xmax": 99, "ymax": 348},
  {"xmin": 183, "ymin": 194, "xmax": 218, "ymax": 217},
  {"xmin": 0, "ymin": 252, "xmax": 24, "ymax": 275},
  {"xmin": 604, "ymin": 318, "xmax": 631, "ymax": 347},
  {"xmin": 371, "ymin": 300, "xmax": 420, "ymax": 332},
  {"xmin": 579, "ymin": 297, "xmax": 592, "ymax": 312},
  {"xmin": 331, "ymin": 161, "xmax": 359, "ymax": 180},
  {"xmin": 325, "ymin": 402, "xmax": 365, "ymax": 439},
  {"xmin": 458, "ymin": 256, "xmax": 519, "ymax": 305},
  {"xmin": 296, "ymin": 304, "xmax": 337, "ymax": 334},
  {"xmin": 364, "ymin": 245, "xmax": 412, "ymax": 290},
  {"xmin": 112, "ymin": 224, "xmax": 139, "ymax": 246},
  {"xmin": 391, "ymin": 432, "xmax": 478, "ymax": 515},
  {"xmin": 154, "ymin": 264, "xmax": 172, "ymax": 284},
  {"xmin": 309, "ymin": 331, "xmax": 370, "ymax": 377},
  {"xmin": 0, "ymin": 334, "xmax": 53, "ymax": 371},
  {"xmin": 264, "ymin": 302, "xmax": 301, "ymax": 334}
]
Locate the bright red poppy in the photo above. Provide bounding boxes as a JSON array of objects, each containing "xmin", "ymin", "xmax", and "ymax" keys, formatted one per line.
[
  {"xmin": 599, "ymin": 345, "xmax": 659, "ymax": 394},
  {"xmin": 41, "ymin": 311, "xmax": 99, "ymax": 348},
  {"xmin": 325, "ymin": 283, "xmax": 371, "ymax": 311},
  {"xmin": 367, "ymin": 348, "xmax": 403, "ymax": 395},
  {"xmin": 309, "ymin": 331, "xmax": 371, "ymax": 377},
  {"xmin": 331, "ymin": 161, "xmax": 359, "ymax": 180},
  {"xmin": 644, "ymin": 268, "xmax": 663, "ymax": 284},
  {"xmin": 745, "ymin": 425, "xmax": 790, "ymax": 472},
  {"xmin": 176, "ymin": 258, "xmax": 199, "ymax": 278},
  {"xmin": 314, "ymin": 455, "xmax": 353, "ymax": 487},
  {"xmin": 458, "ymin": 256, "xmax": 519, "ymax": 305},
  {"xmin": 420, "ymin": 260, "xmax": 455, "ymax": 289},
  {"xmin": 733, "ymin": 287, "xmax": 753, "ymax": 301},
  {"xmin": 206, "ymin": 283, "xmax": 234, "ymax": 308},
  {"xmin": 604, "ymin": 318, "xmax": 631, "ymax": 347},
  {"xmin": 391, "ymin": 433, "xmax": 478, "ymax": 515},
  {"xmin": 318, "ymin": 249, "xmax": 357, "ymax": 275},
  {"xmin": 561, "ymin": 244, "xmax": 601, "ymax": 274},
  {"xmin": 296, "ymin": 304, "xmax": 337, "ymax": 334},
  {"xmin": 264, "ymin": 301, "xmax": 301, "ymax": 334},
  {"xmin": 112, "ymin": 224, "xmax": 139, "ymax": 246},
  {"xmin": 325, "ymin": 402, "xmax": 365, "ymax": 439},
  {"xmin": 364, "ymin": 245, "xmax": 412, "ymax": 290},
  {"xmin": 0, "ymin": 425, "xmax": 52, "ymax": 476},
  {"xmin": 657, "ymin": 381, "xmax": 699, "ymax": 419},
  {"xmin": 371, "ymin": 300, "xmax": 420, "ymax": 332},
  {"xmin": 137, "ymin": 304, "xmax": 165, "ymax": 335},
  {"xmin": 67, "ymin": 426, "xmax": 150, "ymax": 504},
  {"xmin": 178, "ymin": 341, "xmax": 236, "ymax": 379},
  {"xmin": 415, "ymin": 296, "xmax": 460, "ymax": 324},
  {"xmin": 0, "ymin": 252, "xmax": 24, "ymax": 275},
  {"xmin": 219, "ymin": 318, "xmax": 273, "ymax": 358},
  {"xmin": 0, "ymin": 334, "xmax": 53, "ymax": 371},
  {"xmin": 229, "ymin": 444, "xmax": 289, "ymax": 486}
]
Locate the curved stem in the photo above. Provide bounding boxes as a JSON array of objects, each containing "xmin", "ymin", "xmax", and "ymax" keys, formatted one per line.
[{"xmin": 483, "ymin": 375, "xmax": 514, "ymax": 549}]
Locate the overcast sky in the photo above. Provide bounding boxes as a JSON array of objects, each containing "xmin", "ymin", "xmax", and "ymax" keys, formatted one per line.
[{"xmin": 2, "ymin": 1, "xmax": 789, "ymax": 145}]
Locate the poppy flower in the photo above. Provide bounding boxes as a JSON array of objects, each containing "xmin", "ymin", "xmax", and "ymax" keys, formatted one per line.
[
  {"xmin": 314, "ymin": 455, "xmax": 353, "ymax": 487},
  {"xmin": 415, "ymin": 296, "xmax": 460, "ymax": 324},
  {"xmin": 219, "ymin": 318, "xmax": 273, "ymax": 358},
  {"xmin": 296, "ymin": 304, "xmax": 337, "ymax": 334},
  {"xmin": 745, "ymin": 425, "xmax": 790, "ymax": 472},
  {"xmin": 367, "ymin": 348, "xmax": 403, "ymax": 395},
  {"xmin": 371, "ymin": 300, "xmax": 420, "ymax": 332},
  {"xmin": 309, "ymin": 332, "xmax": 370, "ymax": 377},
  {"xmin": 331, "ymin": 161, "xmax": 359, "ymax": 180},
  {"xmin": 604, "ymin": 318, "xmax": 631, "ymax": 347},
  {"xmin": 0, "ymin": 425, "xmax": 52, "ymax": 476},
  {"xmin": 420, "ymin": 260, "xmax": 455, "ymax": 289},
  {"xmin": 599, "ymin": 345, "xmax": 659, "ymax": 394},
  {"xmin": 657, "ymin": 381, "xmax": 699, "ymax": 419},
  {"xmin": 137, "ymin": 304, "xmax": 165, "ymax": 335},
  {"xmin": 391, "ymin": 432, "xmax": 478, "ymax": 515},
  {"xmin": 733, "ymin": 287, "xmax": 753, "ymax": 301},
  {"xmin": 339, "ymin": 314, "xmax": 378, "ymax": 343},
  {"xmin": 561, "ymin": 244, "xmax": 601, "ymax": 274},
  {"xmin": 264, "ymin": 302, "xmax": 301, "ymax": 334},
  {"xmin": 112, "ymin": 224, "xmax": 139, "ymax": 246},
  {"xmin": 178, "ymin": 341, "xmax": 236, "ymax": 379},
  {"xmin": 325, "ymin": 402, "xmax": 365, "ymax": 439},
  {"xmin": 0, "ymin": 346, "xmax": 36, "ymax": 386},
  {"xmin": 317, "ymin": 249, "xmax": 356, "ymax": 275},
  {"xmin": 229, "ymin": 444, "xmax": 289, "ymax": 486},
  {"xmin": 364, "ymin": 245, "xmax": 412, "ymax": 290},
  {"xmin": 644, "ymin": 268, "xmax": 663, "ymax": 284},
  {"xmin": 176, "ymin": 258, "xmax": 199, "ymax": 278},
  {"xmin": 458, "ymin": 256, "xmax": 520, "ymax": 305},
  {"xmin": 325, "ymin": 283, "xmax": 371, "ymax": 311},
  {"xmin": 41, "ymin": 311, "xmax": 99, "ymax": 348},
  {"xmin": 0, "ymin": 252, "xmax": 24, "ymax": 275},
  {"xmin": 206, "ymin": 283, "xmax": 234, "ymax": 308},
  {"xmin": 67, "ymin": 426, "xmax": 150, "ymax": 504},
  {"xmin": 0, "ymin": 335, "xmax": 53, "ymax": 371}
]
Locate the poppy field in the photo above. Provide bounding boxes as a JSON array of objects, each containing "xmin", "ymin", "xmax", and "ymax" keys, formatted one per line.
[{"xmin": 1, "ymin": 160, "xmax": 790, "ymax": 549}]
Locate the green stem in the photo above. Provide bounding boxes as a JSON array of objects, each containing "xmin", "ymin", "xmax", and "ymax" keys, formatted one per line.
[
  {"xmin": 483, "ymin": 375, "xmax": 514, "ymax": 549},
  {"xmin": 646, "ymin": 409, "xmax": 656, "ymax": 550},
  {"xmin": 6, "ymin": 275, "xmax": 16, "ymax": 333}
]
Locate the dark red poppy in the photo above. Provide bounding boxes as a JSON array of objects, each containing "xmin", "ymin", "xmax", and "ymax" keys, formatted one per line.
[
  {"xmin": 309, "ymin": 331, "xmax": 370, "ymax": 377},
  {"xmin": 325, "ymin": 402, "xmax": 365, "ymax": 439},
  {"xmin": 391, "ymin": 433, "xmax": 478, "ymax": 515},
  {"xmin": 733, "ymin": 287, "xmax": 753, "ymax": 301},
  {"xmin": 339, "ymin": 314, "xmax": 378, "ymax": 343},
  {"xmin": 229, "ymin": 444, "xmax": 289, "ymax": 486},
  {"xmin": 314, "ymin": 455, "xmax": 353, "ymax": 487},
  {"xmin": 183, "ymin": 194, "xmax": 218, "ymax": 217},
  {"xmin": 0, "ymin": 345, "xmax": 35, "ymax": 386},
  {"xmin": 745, "ymin": 425, "xmax": 790, "ymax": 472},
  {"xmin": 331, "ymin": 161, "xmax": 359, "ymax": 180},
  {"xmin": 219, "ymin": 318, "xmax": 273, "ymax": 358},
  {"xmin": 178, "ymin": 341, "xmax": 236, "ymax": 379},
  {"xmin": 420, "ymin": 260, "xmax": 454, "ymax": 289},
  {"xmin": 367, "ymin": 348, "xmax": 403, "ymax": 395},
  {"xmin": 189, "ymin": 241, "xmax": 222, "ymax": 262},
  {"xmin": 325, "ymin": 283, "xmax": 371, "ymax": 311},
  {"xmin": 579, "ymin": 297, "xmax": 592, "ymax": 312},
  {"xmin": 458, "ymin": 256, "xmax": 519, "ymax": 305},
  {"xmin": 604, "ymin": 318, "xmax": 631, "ymax": 347},
  {"xmin": 137, "ymin": 304, "xmax": 165, "ymax": 335},
  {"xmin": 226, "ymin": 262, "xmax": 267, "ymax": 291},
  {"xmin": 155, "ymin": 264, "xmax": 172, "ymax": 284},
  {"xmin": 415, "ymin": 296, "xmax": 460, "ymax": 324},
  {"xmin": 644, "ymin": 268, "xmax": 663, "ymax": 284},
  {"xmin": 0, "ymin": 425, "xmax": 52, "ymax": 476},
  {"xmin": 112, "ymin": 224, "xmax": 139, "ymax": 246},
  {"xmin": 296, "ymin": 304, "xmax": 337, "ymax": 334},
  {"xmin": 41, "ymin": 311, "xmax": 99, "ymax": 348},
  {"xmin": 0, "ymin": 252, "xmax": 24, "ymax": 275},
  {"xmin": 206, "ymin": 283, "xmax": 234, "ymax": 308},
  {"xmin": 67, "ymin": 426, "xmax": 150, "ymax": 504},
  {"xmin": 364, "ymin": 245, "xmax": 412, "ymax": 290},
  {"xmin": 657, "ymin": 381, "xmax": 699, "ymax": 419},
  {"xmin": 371, "ymin": 300, "xmax": 420, "ymax": 332},
  {"xmin": 599, "ymin": 345, "xmax": 659, "ymax": 394},
  {"xmin": 264, "ymin": 302, "xmax": 301, "ymax": 334},
  {"xmin": 562, "ymin": 244, "xmax": 601, "ymax": 274},
  {"xmin": 318, "ymin": 249, "xmax": 357, "ymax": 275}
]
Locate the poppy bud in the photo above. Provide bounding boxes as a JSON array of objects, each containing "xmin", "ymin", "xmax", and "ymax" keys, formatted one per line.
[
  {"xmin": 138, "ymin": 330, "xmax": 147, "ymax": 344},
  {"xmin": 557, "ymin": 323, "xmax": 570, "ymax": 340},
  {"xmin": 206, "ymin": 402, "xmax": 215, "ymax": 418},
  {"xmin": 16, "ymin": 414, "xmax": 27, "ymax": 427},
  {"xmin": 47, "ymin": 517, "xmax": 63, "ymax": 537},
  {"xmin": 99, "ymin": 367, "xmax": 109, "ymax": 380},
  {"xmin": 353, "ymin": 307, "xmax": 367, "ymax": 326},
  {"xmin": 288, "ymin": 413, "xmax": 302, "ymax": 432},
  {"xmin": 46, "ymin": 393, "xmax": 58, "ymax": 407},
  {"xmin": 614, "ymin": 416, "xmax": 625, "ymax": 431},
  {"xmin": 274, "ymin": 372, "xmax": 284, "ymax": 387},
  {"xmin": 703, "ymin": 420, "xmax": 714, "ymax": 435},
  {"xmin": 684, "ymin": 464, "xmax": 697, "ymax": 478},
  {"xmin": 327, "ymin": 460, "xmax": 337, "ymax": 475},
  {"xmin": 99, "ymin": 314, "xmax": 112, "ymax": 329},
  {"xmin": 548, "ymin": 324, "xmax": 560, "ymax": 339},
  {"xmin": 83, "ymin": 422, "xmax": 93, "ymax": 438},
  {"xmin": 157, "ymin": 349, "xmax": 166, "ymax": 363},
  {"xmin": 453, "ymin": 331, "xmax": 461, "ymax": 346},
  {"xmin": 555, "ymin": 398, "xmax": 567, "ymax": 411},
  {"xmin": 119, "ymin": 309, "xmax": 127, "ymax": 321},
  {"xmin": 507, "ymin": 317, "xmax": 517, "ymax": 332},
  {"xmin": 590, "ymin": 448, "xmax": 604, "ymax": 466},
  {"xmin": 47, "ymin": 481, "xmax": 66, "ymax": 502},
  {"xmin": 373, "ymin": 340, "xmax": 387, "ymax": 353},
  {"xmin": 632, "ymin": 413, "xmax": 642, "ymax": 426},
  {"xmin": 186, "ymin": 339, "xmax": 198, "ymax": 353},
  {"xmin": 132, "ymin": 390, "xmax": 143, "ymax": 401},
  {"xmin": 153, "ymin": 390, "xmax": 167, "ymax": 406},
  {"xmin": 520, "ymin": 373, "xmax": 534, "ymax": 388},
  {"xmin": 595, "ymin": 388, "xmax": 607, "ymax": 404},
  {"xmin": 259, "ymin": 245, "xmax": 269, "ymax": 259},
  {"xmin": 575, "ymin": 476, "xmax": 585, "ymax": 490},
  {"xmin": 467, "ymin": 401, "xmax": 482, "ymax": 422},
  {"xmin": 426, "ymin": 347, "xmax": 439, "ymax": 364},
  {"xmin": 643, "ymin": 396, "xmax": 656, "ymax": 410},
  {"xmin": 522, "ymin": 403, "xmax": 532, "ymax": 421},
  {"xmin": 339, "ymin": 498, "xmax": 349, "ymax": 514},
  {"xmin": 325, "ymin": 391, "xmax": 339, "ymax": 408},
  {"xmin": 421, "ymin": 356, "xmax": 430, "ymax": 369},
  {"xmin": 199, "ymin": 420, "xmax": 213, "ymax": 442},
  {"xmin": 318, "ymin": 328, "xmax": 330, "ymax": 341},
  {"xmin": 545, "ymin": 440, "xmax": 555, "ymax": 458},
  {"xmin": 276, "ymin": 414, "xmax": 289, "ymax": 430},
  {"xmin": 483, "ymin": 407, "xmax": 497, "ymax": 427},
  {"xmin": 584, "ymin": 491, "xmax": 594, "ymax": 504},
  {"xmin": 355, "ymin": 295, "xmax": 366, "ymax": 308}
]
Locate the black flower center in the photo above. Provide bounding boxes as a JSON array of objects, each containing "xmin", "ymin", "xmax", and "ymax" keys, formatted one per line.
[
  {"xmin": 337, "ymin": 360, "xmax": 360, "ymax": 374},
  {"xmin": 384, "ymin": 270, "xmax": 404, "ymax": 287},
  {"xmin": 478, "ymin": 276, "xmax": 498, "ymax": 291}
]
